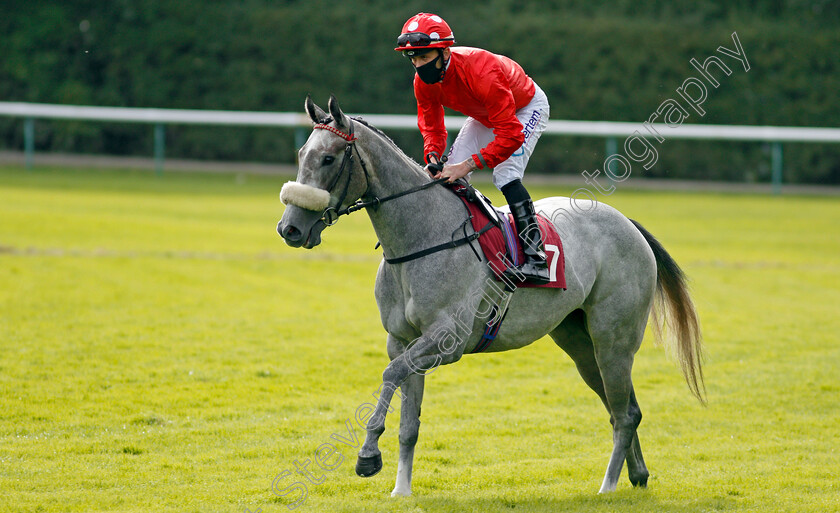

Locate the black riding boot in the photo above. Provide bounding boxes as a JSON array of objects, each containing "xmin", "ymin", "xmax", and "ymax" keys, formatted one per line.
[{"xmin": 509, "ymin": 198, "xmax": 551, "ymax": 285}]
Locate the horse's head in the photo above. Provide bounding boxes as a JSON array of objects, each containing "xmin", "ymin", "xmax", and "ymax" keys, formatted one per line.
[{"xmin": 277, "ymin": 95, "xmax": 371, "ymax": 248}]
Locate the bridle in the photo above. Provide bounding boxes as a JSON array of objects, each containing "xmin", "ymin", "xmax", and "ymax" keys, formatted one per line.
[
  {"xmin": 312, "ymin": 117, "xmax": 447, "ymax": 226},
  {"xmin": 305, "ymin": 117, "xmax": 492, "ymax": 265},
  {"xmin": 312, "ymin": 118, "xmax": 369, "ymax": 226}
]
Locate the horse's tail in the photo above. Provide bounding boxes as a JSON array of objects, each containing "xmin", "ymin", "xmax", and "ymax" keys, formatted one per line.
[{"xmin": 630, "ymin": 219, "xmax": 705, "ymax": 404}]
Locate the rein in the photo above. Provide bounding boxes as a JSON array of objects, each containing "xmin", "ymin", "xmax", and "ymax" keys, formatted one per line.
[
  {"xmin": 310, "ymin": 118, "xmax": 488, "ymax": 265},
  {"xmin": 313, "ymin": 118, "xmax": 450, "ymax": 225}
]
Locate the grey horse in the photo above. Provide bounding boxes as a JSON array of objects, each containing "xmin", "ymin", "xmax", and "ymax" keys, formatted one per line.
[{"xmin": 277, "ymin": 95, "xmax": 704, "ymax": 495}]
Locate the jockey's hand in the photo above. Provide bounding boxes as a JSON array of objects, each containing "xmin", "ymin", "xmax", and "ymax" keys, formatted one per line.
[
  {"xmin": 439, "ymin": 158, "xmax": 477, "ymax": 183},
  {"xmin": 425, "ymin": 161, "xmax": 444, "ymax": 178},
  {"xmin": 424, "ymin": 153, "xmax": 444, "ymax": 178}
]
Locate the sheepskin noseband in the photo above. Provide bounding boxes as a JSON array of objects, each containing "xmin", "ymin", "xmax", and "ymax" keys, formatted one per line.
[{"xmin": 279, "ymin": 181, "xmax": 331, "ymax": 211}]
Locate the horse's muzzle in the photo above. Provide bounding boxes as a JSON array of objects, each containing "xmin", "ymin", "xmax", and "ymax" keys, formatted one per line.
[
  {"xmin": 277, "ymin": 219, "xmax": 304, "ymax": 247},
  {"xmin": 277, "ymin": 215, "xmax": 324, "ymax": 249}
]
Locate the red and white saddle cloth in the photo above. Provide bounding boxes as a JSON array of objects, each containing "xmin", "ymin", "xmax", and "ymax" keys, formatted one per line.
[{"xmin": 449, "ymin": 183, "xmax": 566, "ymax": 290}]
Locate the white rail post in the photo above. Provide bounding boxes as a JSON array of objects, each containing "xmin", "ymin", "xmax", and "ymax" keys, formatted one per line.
[
  {"xmin": 154, "ymin": 123, "xmax": 165, "ymax": 176},
  {"xmin": 24, "ymin": 117, "xmax": 34, "ymax": 170},
  {"xmin": 605, "ymin": 136, "xmax": 618, "ymax": 187},
  {"xmin": 771, "ymin": 142, "xmax": 783, "ymax": 195}
]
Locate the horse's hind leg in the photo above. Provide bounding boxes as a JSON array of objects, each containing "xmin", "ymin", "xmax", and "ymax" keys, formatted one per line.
[
  {"xmin": 585, "ymin": 301, "xmax": 650, "ymax": 493},
  {"xmin": 550, "ymin": 309, "xmax": 649, "ymax": 489},
  {"xmin": 626, "ymin": 388, "xmax": 648, "ymax": 487}
]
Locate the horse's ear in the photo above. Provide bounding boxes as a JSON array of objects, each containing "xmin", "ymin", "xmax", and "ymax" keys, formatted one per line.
[
  {"xmin": 328, "ymin": 94, "xmax": 349, "ymax": 130},
  {"xmin": 305, "ymin": 94, "xmax": 328, "ymax": 124}
]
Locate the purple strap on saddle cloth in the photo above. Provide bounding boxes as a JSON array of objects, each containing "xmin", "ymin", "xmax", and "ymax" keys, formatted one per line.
[
  {"xmin": 499, "ymin": 215, "xmax": 520, "ymax": 267},
  {"xmin": 470, "ymin": 303, "xmax": 510, "ymax": 353}
]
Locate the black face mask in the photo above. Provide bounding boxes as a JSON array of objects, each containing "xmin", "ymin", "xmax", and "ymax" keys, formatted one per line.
[{"xmin": 415, "ymin": 51, "xmax": 447, "ymax": 84}]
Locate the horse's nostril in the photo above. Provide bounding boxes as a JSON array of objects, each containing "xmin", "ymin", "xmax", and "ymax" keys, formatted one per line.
[{"xmin": 281, "ymin": 223, "xmax": 302, "ymax": 242}]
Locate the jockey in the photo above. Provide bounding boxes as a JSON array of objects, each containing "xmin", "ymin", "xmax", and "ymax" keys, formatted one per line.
[{"xmin": 395, "ymin": 12, "xmax": 552, "ymax": 284}]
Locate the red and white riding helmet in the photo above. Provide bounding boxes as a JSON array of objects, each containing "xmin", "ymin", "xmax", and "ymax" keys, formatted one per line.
[{"xmin": 394, "ymin": 13, "xmax": 455, "ymax": 55}]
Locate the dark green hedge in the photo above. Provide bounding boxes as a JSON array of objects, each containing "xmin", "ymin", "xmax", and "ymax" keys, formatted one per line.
[{"xmin": 2, "ymin": 1, "xmax": 838, "ymax": 183}]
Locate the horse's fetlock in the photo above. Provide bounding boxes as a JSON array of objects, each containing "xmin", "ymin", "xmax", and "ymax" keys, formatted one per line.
[{"xmin": 368, "ymin": 424, "xmax": 385, "ymax": 437}]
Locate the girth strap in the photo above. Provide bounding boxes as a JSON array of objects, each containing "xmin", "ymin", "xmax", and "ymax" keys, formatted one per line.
[{"xmin": 470, "ymin": 302, "xmax": 511, "ymax": 353}]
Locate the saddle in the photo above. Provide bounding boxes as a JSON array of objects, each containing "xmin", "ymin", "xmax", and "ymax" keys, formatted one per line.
[
  {"xmin": 450, "ymin": 180, "xmax": 506, "ymax": 229},
  {"xmin": 447, "ymin": 180, "xmax": 566, "ymax": 290}
]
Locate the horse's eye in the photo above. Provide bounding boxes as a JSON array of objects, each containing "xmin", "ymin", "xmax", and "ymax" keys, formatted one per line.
[{"xmin": 322, "ymin": 155, "xmax": 335, "ymax": 166}]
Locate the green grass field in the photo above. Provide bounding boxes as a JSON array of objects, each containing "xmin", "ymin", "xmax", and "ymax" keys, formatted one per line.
[{"xmin": 1, "ymin": 165, "xmax": 838, "ymax": 513}]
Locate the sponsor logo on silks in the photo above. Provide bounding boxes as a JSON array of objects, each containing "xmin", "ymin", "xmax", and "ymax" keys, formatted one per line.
[{"xmin": 511, "ymin": 110, "xmax": 542, "ymax": 157}]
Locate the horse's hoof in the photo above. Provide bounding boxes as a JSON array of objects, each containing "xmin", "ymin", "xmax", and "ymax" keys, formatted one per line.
[
  {"xmin": 630, "ymin": 474, "xmax": 649, "ymax": 488},
  {"xmin": 355, "ymin": 453, "xmax": 382, "ymax": 477}
]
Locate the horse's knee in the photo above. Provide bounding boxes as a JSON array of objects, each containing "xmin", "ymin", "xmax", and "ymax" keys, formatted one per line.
[
  {"xmin": 399, "ymin": 416, "xmax": 421, "ymax": 447},
  {"xmin": 399, "ymin": 429, "xmax": 419, "ymax": 447}
]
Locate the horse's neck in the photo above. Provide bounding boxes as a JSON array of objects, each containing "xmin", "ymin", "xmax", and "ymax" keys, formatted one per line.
[{"xmin": 359, "ymin": 133, "xmax": 467, "ymax": 259}]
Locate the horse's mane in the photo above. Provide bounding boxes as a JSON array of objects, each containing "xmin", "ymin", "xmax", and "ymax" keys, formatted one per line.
[{"xmin": 350, "ymin": 116, "xmax": 425, "ymax": 172}]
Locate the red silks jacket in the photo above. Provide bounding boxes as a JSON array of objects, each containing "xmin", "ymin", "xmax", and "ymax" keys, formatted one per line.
[{"xmin": 414, "ymin": 47, "xmax": 536, "ymax": 169}]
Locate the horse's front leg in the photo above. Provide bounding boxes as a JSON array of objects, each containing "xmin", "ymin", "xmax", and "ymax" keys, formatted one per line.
[
  {"xmin": 391, "ymin": 371, "xmax": 424, "ymax": 496},
  {"xmin": 356, "ymin": 326, "xmax": 463, "ymax": 480}
]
